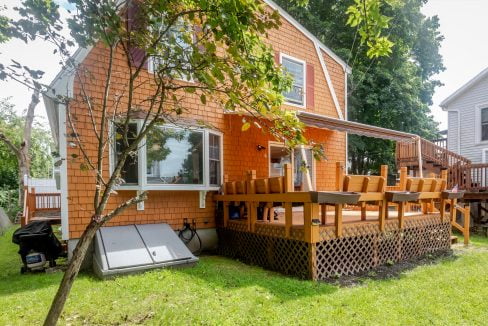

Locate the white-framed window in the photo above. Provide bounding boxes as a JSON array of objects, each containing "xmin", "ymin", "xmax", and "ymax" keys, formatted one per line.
[
  {"xmin": 147, "ymin": 18, "xmax": 194, "ymax": 82},
  {"xmin": 111, "ymin": 121, "xmax": 222, "ymax": 191},
  {"xmin": 280, "ymin": 53, "xmax": 306, "ymax": 107},
  {"xmin": 268, "ymin": 142, "xmax": 315, "ymax": 191}
]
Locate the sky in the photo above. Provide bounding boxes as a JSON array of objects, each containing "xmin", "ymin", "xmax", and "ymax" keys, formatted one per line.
[{"xmin": 0, "ymin": 0, "xmax": 487, "ymax": 131}]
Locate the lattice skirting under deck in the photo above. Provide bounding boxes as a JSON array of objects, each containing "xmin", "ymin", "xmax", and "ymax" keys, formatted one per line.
[{"xmin": 217, "ymin": 215, "xmax": 452, "ymax": 280}]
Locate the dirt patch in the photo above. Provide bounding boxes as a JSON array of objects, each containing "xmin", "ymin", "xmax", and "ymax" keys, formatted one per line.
[{"xmin": 322, "ymin": 249, "xmax": 456, "ymax": 287}]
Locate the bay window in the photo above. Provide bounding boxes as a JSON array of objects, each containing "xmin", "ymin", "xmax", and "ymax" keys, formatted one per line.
[{"xmin": 111, "ymin": 121, "xmax": 222, "ymax": 190}]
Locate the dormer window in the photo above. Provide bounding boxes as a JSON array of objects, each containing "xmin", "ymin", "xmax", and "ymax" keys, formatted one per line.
[{"xmin": 280, "ymin": 54, "xmax": 306, "ymax": 107}]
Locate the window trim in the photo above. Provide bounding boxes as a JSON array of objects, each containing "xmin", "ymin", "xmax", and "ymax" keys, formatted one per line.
[
  {"xmin": 475, "ymin": 103, "xmax": 488, "ymax": 145},
  {"xmin": 481, "ymin": 107, "xmax": 488, "ymax": 142},
  {"xmin": 280, "ymin": 53, "xmax": 307, "ymax": 109},
  {"xmin": 111, "ymin": 121, "xmax": 223, "ymax": 191}
]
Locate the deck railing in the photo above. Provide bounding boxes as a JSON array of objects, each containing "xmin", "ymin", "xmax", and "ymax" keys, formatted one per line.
[
  {"xmin": 21, "ymin": 187, "xmax": 61, "ymax": 226},
  {"xmin": 396, "ymin": 138, "xmax": 471, "ymax": 168},
  {"xmin": 449, "ymin": 163, "xmax": 488, "ymax": 191},
  {"xmin": 433, "ymin": 138, "xmax": 447, "ymax": 149},
  {"xmin": 216, "ymin": 163, "xmax": 470, "ymax": 245},
  {"xmin": 35, "ymin": 192, "xmax": 61, "ymax": 211}
]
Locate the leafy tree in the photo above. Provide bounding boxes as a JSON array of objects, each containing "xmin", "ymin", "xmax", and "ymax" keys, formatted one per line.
[
  {"xmin": 2, "ymin": 0, "xmax": 316, "ymax": 324},
  {"xmin": 0, "ymin": 95, "xmax": 53, "ymax": 204},
  {"xmin": 275, "ymin": 0, "xmax": 444, "ymax": 175}
]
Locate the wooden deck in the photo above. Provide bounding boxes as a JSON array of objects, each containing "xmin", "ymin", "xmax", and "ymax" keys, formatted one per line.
[{"xmin": 216, "ymin": 164, "xmax": 470, "ymax": 280}]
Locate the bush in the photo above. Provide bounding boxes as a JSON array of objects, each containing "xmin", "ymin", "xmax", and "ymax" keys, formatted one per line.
[{"xmin": 0, "ymin": 189, "xmax": 20, "ymax": 222}]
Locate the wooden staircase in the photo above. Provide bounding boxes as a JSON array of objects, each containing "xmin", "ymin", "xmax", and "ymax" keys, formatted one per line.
[{"xmin": 396, "ymin": 138, "xmax": 488, "ymax": 191}]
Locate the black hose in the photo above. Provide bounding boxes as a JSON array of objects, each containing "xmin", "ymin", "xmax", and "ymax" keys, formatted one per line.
[{"xmin": 178, "ymin": 222, "xmax": 202, "ymax": 256}]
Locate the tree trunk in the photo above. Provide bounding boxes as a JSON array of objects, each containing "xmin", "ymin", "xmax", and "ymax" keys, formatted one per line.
[
  {"xmin": 18, "ymin": 88, "xmax": 39, "ymax": 206},
  {"xmin": 43, "ymin": 220, "xmax": 100, "ymax": 326}
]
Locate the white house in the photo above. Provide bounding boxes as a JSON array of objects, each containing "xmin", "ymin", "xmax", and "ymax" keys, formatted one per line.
[{"xmin": 441, "ymin": 67, "xmax": 488, "ymax": 163}]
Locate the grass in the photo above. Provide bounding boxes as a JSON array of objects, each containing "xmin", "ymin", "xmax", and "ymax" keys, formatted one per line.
[{"xmin": 1, "ymin": 227, "xmax": 488, "ymax": 325}]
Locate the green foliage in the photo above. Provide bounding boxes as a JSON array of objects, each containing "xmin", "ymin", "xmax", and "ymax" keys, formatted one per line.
[
  {"xmin": 346, "ymin": 0, "xmax": 401, "ymax": 58},
  {"xmin": 275, "ymin": 0, "xmax": 443, "ymax": 175},
  {"xmin": 0, "ymin": 98, "xmax": 54, "ymax": 189},
  {"xmin": 0, "ymin": 190, "xmax": 20, "ymax": 219}
]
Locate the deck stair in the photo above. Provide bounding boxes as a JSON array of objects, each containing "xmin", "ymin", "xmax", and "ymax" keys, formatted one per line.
[{"xmin": 397, "ymin": 137, "xmax": 488, "ymax": 191}]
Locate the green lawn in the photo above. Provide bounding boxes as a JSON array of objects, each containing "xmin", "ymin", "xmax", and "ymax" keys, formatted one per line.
[{"xmin": 1, "ymin": 227, "xmax": 487, "ymax": 325}]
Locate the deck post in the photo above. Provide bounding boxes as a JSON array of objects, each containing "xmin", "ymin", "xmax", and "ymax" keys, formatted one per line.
[
  {"xmin": 304, "ymin": 203, "xmax": 320, "ymax": 243},
  {"xmin": 440, "ymin": 198, "xmax": 446, "ymax": 221},
  {"xmin": 246, "ymin": 170, "xmax": 256, "ymax": 231},
  {"xmin": 284, "ymin": 163, "xmax": 293, "ymax": 192},
  {"xmin": 398, "ymin": 202, "xmax": 405, "ymax": 229},
  {"xmin": 223, "ymin": 201, "xmax": 230, "ymax": 227},
  {"xmin": 399, "ymin": 167, "xmax": 408, "ymax": 191},
  {"xmin": 334, "ymin": 204, "xmax": 343, "ymax": 237},
  {"xmin": 321, "ymin": 204, "xmax": 327, "ymax": 225},
  {"xmin": 335, "ymin": 162, "xmax": 345, "ymax": 191},
  {"xmin": 464, "ymin": 205, "xmax": 470, "ymax": 246},
  {"xmin": 284, "ymin": 202, "xmax": 293, "ymax": 238},
  {"xmin": 380, "ymin": 165, "xmax": 388, "ymax": 180},
  {"xmin": 379, "ymin": 198, "xmax": 386, "ymax": 232}
]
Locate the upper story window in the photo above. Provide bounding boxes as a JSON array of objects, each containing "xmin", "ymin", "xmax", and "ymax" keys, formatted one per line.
[
  {"xmin": 112, "ymin": 121, "xmax": 222, "ymax": 190},
  {"xmin": 148, "ymin": 19, "xmax": 194, "ymax": 81},
  {"xmin": 280, "ymin": 54, "xmax": 306, "ymax": 107},
  {"xmin": 482, "ymin": 108, "xmax": 488, "ymax": 141}
]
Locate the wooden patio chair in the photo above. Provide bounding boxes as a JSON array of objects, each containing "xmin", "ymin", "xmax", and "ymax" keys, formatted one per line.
[
  {"xmin": 405, "ymin": 177, "xmax": 447, "ymax": 214},
  {"xmin": 342, "ymin": 175, "xmax": 386, "ymax": 221}
]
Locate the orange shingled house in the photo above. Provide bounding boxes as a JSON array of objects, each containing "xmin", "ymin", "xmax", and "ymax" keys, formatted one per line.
[{"xmin": 43, "ymin": 0, "xmax": 351, "ymax": 256}]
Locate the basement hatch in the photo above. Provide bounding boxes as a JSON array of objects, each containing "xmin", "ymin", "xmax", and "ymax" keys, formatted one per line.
[{"xmin": 93, "ymin": 223, "xmax": 198, "ymax": 278}]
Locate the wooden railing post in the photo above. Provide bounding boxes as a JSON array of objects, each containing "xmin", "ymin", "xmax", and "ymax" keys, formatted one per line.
[
  {"xmin": 283, "ymin": 163, "xmax": 293, "ymax": 193},
  {"xmin": 246, "ymin": 170, "xmax": 256, "ymax": 231},
  {"xmin": 399, "ymin": 167, "xmax": 407, "ymax": 191},
  {"xmin": 380, "ymin": 165, "xmax": 388, "ymax": 180},
  {"xmin": 336, "ymin": 162, "xmax": 345, "ymax": 191},
  {"xmin": 464, "ymin": 205, "xmax": 470, "ymax": 246}
]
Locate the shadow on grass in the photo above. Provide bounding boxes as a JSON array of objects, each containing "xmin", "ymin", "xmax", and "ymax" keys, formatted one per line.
[
  {"xmin": 323, "ymin": 250, "xmax": 458, "ymax": 287},
  {"xmin": 176, "ymin": 255, "xmax": 338, "ymax": 301}
]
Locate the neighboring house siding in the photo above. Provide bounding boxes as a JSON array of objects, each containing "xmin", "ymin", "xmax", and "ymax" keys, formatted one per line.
[
  {"xmin": 446, "ymin": 74, "xmax": 488, "ymax": 163},
  {"xmin": 447, "ymin": 111, "xmax": 459, "ymax": 153},
  {"xmin": 64, "ymin": 10, "xmax": 347, "ymax": 239}
]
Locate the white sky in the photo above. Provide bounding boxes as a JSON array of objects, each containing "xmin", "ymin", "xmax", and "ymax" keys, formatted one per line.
[
  {"xmin": 0, "ymin": 0, "xmax": 487, "ymax": 131},
  {"xmin": 422, "ymin": 0, "xmax": 488, "ymax": 130}
]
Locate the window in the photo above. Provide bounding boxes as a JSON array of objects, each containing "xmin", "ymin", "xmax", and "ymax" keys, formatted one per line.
[
  {"xmin": 268, "ymin": 143, "xmax": 314, "ymax": 191},
  {"xmin": 146, "ymin": 127, "xmax": 203, "ymax": 185},
  {"xmin": 209, "ymin": 133, "xmax": 221, "ymax": 186},
  {"xmin": 112, "ymin": 121, "xmax": 222, "ymax": 190},
  {"xmin": 149, "ymin": 19, "xmax": 194, "ymax": 81},
  {"xmin": 482, "ymin": 108, "xmax": 488, "ymax": 141},
  {"xmin": 114, "ymin": 123, "xmax": 139, "ymax": 185},
  {"xmin": 281, "ymin": 54, "xmax": 305, "ymax": 106}
]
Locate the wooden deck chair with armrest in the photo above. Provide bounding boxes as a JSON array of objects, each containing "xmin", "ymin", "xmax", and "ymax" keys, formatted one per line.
[
  {"xmin": 342, "ymin": 175, "xmax": 386, "ymax": 221},
  {"xmin": 253, "ymin": 177, "xmax": 286, "ymax": 222},
  {"xmin": 405, "ymin": 177, "xmax": 447, "ymax": 214},
  {"xmin": 224, "ymin": 180, "xmax": 247, "ymax": 218}
]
